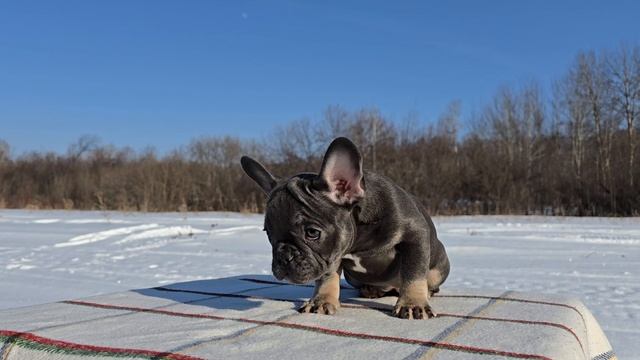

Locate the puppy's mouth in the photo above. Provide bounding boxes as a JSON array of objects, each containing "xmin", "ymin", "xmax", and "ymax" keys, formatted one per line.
[
  {"xmin": 281, "ymin": 274, "xmax": 316, "ymax": 284},
  {"xmin": 272, "ymin": 245, "xmax": 325, "ymax": 284},
  {"xmin": 272, "ymin": 262, "xmax": 322, "ymax": 284}
]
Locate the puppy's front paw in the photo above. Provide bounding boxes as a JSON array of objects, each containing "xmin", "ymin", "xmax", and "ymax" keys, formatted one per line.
[
  {"xmin": 299, "ymin": 296, "xmax": 340, "ymax": 315},
  {"xmin": 392, "ymin": 300, "xmax": 436, "ymax": 319}
]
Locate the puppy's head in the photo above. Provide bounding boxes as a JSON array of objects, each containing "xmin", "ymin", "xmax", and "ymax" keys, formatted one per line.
[{"xmin": 241, "ymin": 137, "xmax": 365, "ymax": 284}]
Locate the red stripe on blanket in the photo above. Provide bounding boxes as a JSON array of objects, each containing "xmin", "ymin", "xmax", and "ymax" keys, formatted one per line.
[
  {"xmin": 63, "ymin": 300, "xmax": 552, "ymax": 360},
  {"xmin": 339, "ymin": 303, "xmax": 583, "ymax": 351},
  {"xmin": 437, "ymin": 294, "xmax": 585, "ymax": 320},
  {"xmin": 152, "ymin": 286, "xmax": 584, "ymax": 351},
  {"xmin": 239, "ymin": 278, "xmax": 585, "ymax": 317},
  {"xmin": 437, "ymin": 312, "xmax": 584, "ymax": 353},
  {"xmin": 239, "ymin": 278, "xmax": 589, "ymax": 335},
  {"xmin": 0, "ymin": 330, "xmax": 202, "ymax": 360}
]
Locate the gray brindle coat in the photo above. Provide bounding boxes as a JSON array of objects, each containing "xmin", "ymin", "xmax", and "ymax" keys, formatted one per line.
[{"xmin": 240, "ymin": 137, "xmax": 450, "ymax": 319}]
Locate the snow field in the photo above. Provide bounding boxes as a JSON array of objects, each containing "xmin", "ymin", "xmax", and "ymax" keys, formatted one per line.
[{"xmin": 0, "ymin": 210, "xmax": 638, "ymax": 358}]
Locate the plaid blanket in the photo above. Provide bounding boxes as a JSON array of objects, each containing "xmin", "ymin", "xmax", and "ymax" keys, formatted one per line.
[{"xmin": 0, "ymin": 275, "xmax": 615, "ymax": 360}]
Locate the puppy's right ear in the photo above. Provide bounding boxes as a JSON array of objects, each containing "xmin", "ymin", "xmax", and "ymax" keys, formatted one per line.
[
  {"xmin": 317, "ymin": 137, "xmax": 365, "ymax": 205},
  {"xmin": 240, "ymin": 156, "xmax": 277, "ymax": 194}
]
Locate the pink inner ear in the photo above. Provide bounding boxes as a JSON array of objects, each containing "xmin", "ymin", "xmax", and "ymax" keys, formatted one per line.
[
  {"xmin": 328, "ymin": 171, "xmax": 363, "ymax": 202},
  {"xmin": 323, "ymin": 152, "xmax": 364, "ymax": 203},
  {"xmin": 333, "ymin": 178, "xmax": 352, "ymax": 193}
]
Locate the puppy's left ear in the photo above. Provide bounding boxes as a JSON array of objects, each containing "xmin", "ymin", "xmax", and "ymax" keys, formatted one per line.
[
  {"xmin": 241, "ymin": 156, "xmax": 278, "ymax": 194},
  {"xmin": 317, "ymin": 137, "xmax": 365, "ymax": 205}
]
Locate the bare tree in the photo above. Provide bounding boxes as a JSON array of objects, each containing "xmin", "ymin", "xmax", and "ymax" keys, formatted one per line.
[
  {"xmin": 67, "ymin": 135, "xmax": 101, "ymax": 159},
  {"xmin": 189, "ymin": 136, "xmax": 243, "ymax": 167},
  {"xmin": 436, "ymin": 100, "xmax": 461, "ymax": 149},
  {"xmin": 576, "ymin": 51, "xmax": 619, "ymax": 198},
  {"xmin": 316, "ymin": 105, "xmax": 352, "ymax": 143},
  {"xmin": 0, "ymin": 139, "xmax": 9, "ymax": 164},
  {"xmin": 556, "ymin": 71, "xmax": 589, "ymax": 184},
  {"xmin": 606, "ymin": 45, "xmax": 640, "ymax": 189}
]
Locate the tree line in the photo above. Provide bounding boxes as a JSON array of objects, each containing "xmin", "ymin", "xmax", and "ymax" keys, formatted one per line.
[{"xmin": 1, "ymin": 46, "xmax": 639, "ymax": 215}]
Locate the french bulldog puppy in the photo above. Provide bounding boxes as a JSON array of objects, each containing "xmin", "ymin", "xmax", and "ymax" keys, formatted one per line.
[{"xmin": 240, "ymin": 137, "xmax": 449, "ymax": 319}]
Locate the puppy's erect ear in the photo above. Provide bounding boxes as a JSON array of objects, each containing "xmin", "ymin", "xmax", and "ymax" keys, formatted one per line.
[
  {"xmin": 241, "ymin": 156, "xmax": 277, "ymax": 194},
  {"xmin": 317, "ymin": 137, "xmax": 365, "ymax": 205}
]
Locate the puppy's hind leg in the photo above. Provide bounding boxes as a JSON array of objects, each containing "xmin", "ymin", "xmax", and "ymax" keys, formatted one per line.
[
  {"xmin": 428, "ymin": 250, "xmax": 450, "ymax": 297},
  {"xmin": 359, "ymin": 284, "xmax": 399, "ymax": 298},
  {"xmin": 427, "ymin": 269, "xmax": 444, "ymax": 297},
  {"xmin": 359, "ymin": 284, "xmax": 386, "ymax": 298},
  {"xmin": 393, "ymin": 241, "xmax": 436, "ymax": 320}
]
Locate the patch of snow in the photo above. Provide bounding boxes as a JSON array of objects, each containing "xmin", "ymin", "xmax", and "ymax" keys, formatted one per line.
[
  {"xmin": 65, "ymin": 219, "xmax": 133, "ymax": 224},
  {"xmin": 33, "ymin": 219, "xmax": 61, "ymax": 224},
  {"xmin": 115, "ymin": 226, "xmax": 206, "ymax": 244},
  {"xmin": 209, "ymin": 225, "xmax": 263, "ymax": 235},
  {"xmin": 54, "ymin": 224, "xmax": 160, "ymax": 247}
]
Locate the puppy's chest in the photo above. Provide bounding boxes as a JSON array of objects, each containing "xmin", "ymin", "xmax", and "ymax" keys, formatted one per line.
[{"xmin": 341, "ymin": 249, "xmax": 398, "ymax": 277}]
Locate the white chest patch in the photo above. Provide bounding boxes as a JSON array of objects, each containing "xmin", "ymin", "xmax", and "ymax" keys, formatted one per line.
[{"xmin": 342, "ymin": 254, "xmax": 367, "ymax": 273}]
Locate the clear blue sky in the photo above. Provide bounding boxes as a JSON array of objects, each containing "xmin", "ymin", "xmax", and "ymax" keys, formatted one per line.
[{"xmin": 1, "ymin": 1, "xmax": 639, "ymax": 155}]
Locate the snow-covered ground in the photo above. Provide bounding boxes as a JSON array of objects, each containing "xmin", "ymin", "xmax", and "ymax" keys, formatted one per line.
[{"xmin": 0, "ymin": 210, "xmax": 638, "ymax": 358}]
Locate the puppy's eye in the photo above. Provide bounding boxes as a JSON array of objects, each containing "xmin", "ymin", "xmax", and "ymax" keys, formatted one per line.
[{"xmin": 304, "ymin": 227, "xmax": 321, "ymax": 240}]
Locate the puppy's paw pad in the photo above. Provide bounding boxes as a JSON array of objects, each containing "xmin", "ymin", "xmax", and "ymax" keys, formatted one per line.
[
  {"xmin": 392, "ymin": 304, "xmax": 436, "ymax": 320},
  {"xmin": 298, "ymin": 298, "xmax": 340, "ymax": 315}
]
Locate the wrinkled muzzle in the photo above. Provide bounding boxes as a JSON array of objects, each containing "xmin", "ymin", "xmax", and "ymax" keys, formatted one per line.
[{"xmin": 272, "ymin": 243, "xmax": 320, "ymax": 284}]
